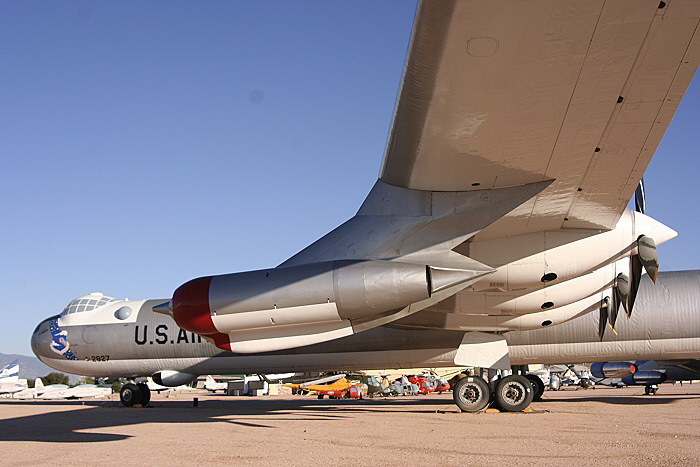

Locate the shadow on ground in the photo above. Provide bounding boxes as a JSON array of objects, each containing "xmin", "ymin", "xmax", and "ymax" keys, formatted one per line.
[
  {"xmin": 0, "ymin": 389, "xmax": 693, "ymax": 443},
  {"xmin": 0, "ymin": 396, "xmax": 457, "ymax": 443}
]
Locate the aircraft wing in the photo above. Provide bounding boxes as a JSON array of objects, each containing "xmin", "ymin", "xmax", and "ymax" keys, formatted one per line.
[{"xmin": 381, "ymin": 0, "xmax": 700, "ymax": 237}]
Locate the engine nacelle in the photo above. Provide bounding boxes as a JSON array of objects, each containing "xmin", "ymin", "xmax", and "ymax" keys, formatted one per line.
[
  {"xmin": 621, "ymin": 371, "xmax": 667, "ymax": 386},
  {"xmin": 437, "ymin": 260, "xmax": 624, "ymax": 316},
  {"xmin": 152, "ymin": 371, "xmax": 197, "ymax": 387},
  {"xmin": 467, "ymin": 210, "xmax": 675, "ymax": 292},
  {"xmin": 590, "ymin": 362, "xmax": 638, "ymax": 379},
  {"xmin": 170, "ymin": 259, "xmax": 482, "ymax": 352}
]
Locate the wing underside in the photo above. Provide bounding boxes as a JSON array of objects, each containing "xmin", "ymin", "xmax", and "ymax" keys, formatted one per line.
[{"xmin": 381, "ymin": 0, "xmax": 700, "ymax": 238}]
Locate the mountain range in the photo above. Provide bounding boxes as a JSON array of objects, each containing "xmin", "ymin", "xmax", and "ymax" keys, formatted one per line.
[{"xmin": 0, "ymin": 352, "xmax": 78, "ymax": 382}]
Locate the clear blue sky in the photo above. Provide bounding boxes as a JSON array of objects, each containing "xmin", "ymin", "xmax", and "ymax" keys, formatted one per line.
[{"xmin": 1, "ymin": 1, "xmax": 698, "ymax": 357}]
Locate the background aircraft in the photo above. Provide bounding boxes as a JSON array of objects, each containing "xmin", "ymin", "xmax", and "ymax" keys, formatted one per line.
[
  {"xmin": 204, "ymin": 375, "xmax": 227, "ymax": 393},
  {"xmin": 0, "ymin": 361, "xmax": 27, "ymax": 395},
  {"xmin": 30, "ymin": 1, "xmax": 700, "ymax": 413},
  {"xmin": 11, "ymin": 378, "xmax": 46, "ymax": 400},
  {"xmin": 587, "ymin": 359, "xmax": 700, "ymax": 395},
  {"xmin": 38, "ymin": 382, "xmax": 112, "ymax": 400}
]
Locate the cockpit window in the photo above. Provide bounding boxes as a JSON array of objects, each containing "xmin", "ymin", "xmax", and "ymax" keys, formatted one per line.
[{"xmin": 61, "ymin": 294, "xmax": 119, "ymax": 316}]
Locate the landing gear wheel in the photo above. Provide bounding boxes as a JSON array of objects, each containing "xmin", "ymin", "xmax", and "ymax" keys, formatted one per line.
[
  {"xmin": 136, "ymin": 383, "xmax": 151, "ymax": 406},
  {"xmin": 525, "ymin": 374, "xmax": 545, "ymax": 401},
  {"xmin": 120, "ymin": 383, "xmax": 143, "ymax": 407},
  {"xmin": 579, "ymin": 378, "xmax": 593, "ymax": 389},
  {"xmin": 493, "ymin": 375, "xmax": 534, "ymax": 412},
  {"xmin": 317, "ymin": 394, "xmax": 324, "ymax": 399},
  {"xmin": 453, "ymin": 376, "xmax": 490, "ymax": 412},
  {"xmin": 645, "ymin": 385, "xmax": 659, "ymax": 396}
]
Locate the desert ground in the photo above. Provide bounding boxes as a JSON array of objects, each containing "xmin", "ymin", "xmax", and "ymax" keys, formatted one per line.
[{"xmin": 1, "ymin": 385, "xmax": 699, "ymax": 465}]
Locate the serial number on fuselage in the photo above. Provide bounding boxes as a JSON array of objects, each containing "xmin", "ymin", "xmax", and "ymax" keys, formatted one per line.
[
  {"xmin": 134, "ymin": 325, "xmax": 203, "ymax": 346},
  {"xmin": 89, "ymin": 355, "xmax": 110, "ymax": 362}
]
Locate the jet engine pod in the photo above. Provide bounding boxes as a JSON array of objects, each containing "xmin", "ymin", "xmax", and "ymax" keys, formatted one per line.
[
  {"xmin": 170, "ymin": 260, "xmax": 487, "ymax": 353},
  {"xmin": 621, "ymin": 371, "xmax": 667, "ymax": 386},
  {"xmin": 152, "ymin": 370, "xmax": 197, "ymax": 387},
  {"xmin": 590, "ymin": 362, "xmax": 637, "ymax": 379}
]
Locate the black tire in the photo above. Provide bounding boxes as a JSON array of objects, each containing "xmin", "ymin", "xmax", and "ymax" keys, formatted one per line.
[
  {"xmin": 579, "ymin": 378, "xmax": 593, "ymax": 389},
  {"xmin": 317, "ymin": 394, "xmax": 324, "ymax": 399},
  {"xmin": 137, "ymin": 383, "xmax": 151, "ymax": 406},
  {"xmin": 453, "ymin": 376, "xmax": 490, "ymax": 412},
  {"xmin": 493, "ymin": 375, "xmax": 534, "ymax": 412},
  {"xmin": 120, "ymin": 383, "xmax": 143, "ymax": 407},
  {"xmin": 526, "ymin": 374, "xmax": 545, "ymax": 401}
]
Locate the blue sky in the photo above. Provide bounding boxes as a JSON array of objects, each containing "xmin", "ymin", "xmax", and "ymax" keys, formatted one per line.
[{"xmin": 1, "ymin": 1, "xmax": 698, "ymax": 357}]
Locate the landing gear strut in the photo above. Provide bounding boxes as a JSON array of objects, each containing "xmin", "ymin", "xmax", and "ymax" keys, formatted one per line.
[
  {"xmin": 120, "ymin": 382, "xmax": 152, "ymax": 407},
  {"xmin": 645, "ymin": 384, "xmax": 659, "ymax": 396}
]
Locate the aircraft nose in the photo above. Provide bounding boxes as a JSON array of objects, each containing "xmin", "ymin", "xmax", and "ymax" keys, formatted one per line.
[{"xmin": 30, "ymin": 317, "xmax": 55, "ymax": 360}]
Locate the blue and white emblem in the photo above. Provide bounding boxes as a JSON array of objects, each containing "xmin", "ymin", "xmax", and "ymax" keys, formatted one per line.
[{"xmin": 49, "ymin": 319, "xmax": 78, "ymax": 360}]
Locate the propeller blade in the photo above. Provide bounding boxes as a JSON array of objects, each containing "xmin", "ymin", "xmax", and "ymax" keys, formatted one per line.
[
  {"xmin": 628, "ymin": 255, "xmax": 643, "ymax": 318},
  {"xmin": 617, "ymin": 273, "xmax": 630, "ymax": 318},
  {"xmin": 637, "ymin": 235, "xmax": 659, "ymax": 283},
  {"xmin": 634, "ymin": 178, "xmax": 646, "ymax": 214},
  {"xmin": 598, "ymin": 297, "xmax": 609, "ymax": 340},
  {"xmin": 609, "ymin": 283, "xmax": 620, "ymax": 329}
]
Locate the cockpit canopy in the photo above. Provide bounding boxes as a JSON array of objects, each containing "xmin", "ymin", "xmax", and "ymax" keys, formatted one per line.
[{"xmin": 61, "ymin": 293, "xmax": 119, "ymax": 316}]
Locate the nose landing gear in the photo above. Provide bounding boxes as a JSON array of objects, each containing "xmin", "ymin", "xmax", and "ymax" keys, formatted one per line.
[{"xmin": 119, "ymin": 382, "xmax": 152, "ymax": 407}]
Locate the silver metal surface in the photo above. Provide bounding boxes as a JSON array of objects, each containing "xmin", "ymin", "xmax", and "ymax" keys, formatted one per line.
[{"xmin": 381, "ymin": 0, "xmax": 700, "ymax": 235}]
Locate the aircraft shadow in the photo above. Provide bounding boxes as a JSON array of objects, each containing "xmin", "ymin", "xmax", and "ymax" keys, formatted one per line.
[
  {"xmin": 4, "ymin": 390, "xmax": 691, "ymax": 443},
  {"xmin": 0, "ymin": 396, "xmax": 458, "ymax": 443}
]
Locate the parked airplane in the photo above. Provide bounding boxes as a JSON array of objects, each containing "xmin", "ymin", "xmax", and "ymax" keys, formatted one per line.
[
  {"xmin": 0, "ymin": 361, "xmax": 27, "ymax": 395},
  {"xmin": 11, "ymin": 378, "xmax": 111, "ymax": 400},
  {"xmin": 590, "ymin": 359, "xmax": 700, "ymax": 394},
  {"xmin": 297, "ymin": 378, "xmax": 364, "ymax": 400},
  {"xmin": 202, "ymin": 373, "xmax": 301, "ymax": 396},
  {"xmin": 204, "ymin": 375, "xmax": 227, "ymax": 393},
  {"xmin": 39, "ymin": 383, "xmax": 112, "ymax": 400},
  {"xmin": 30, "ymin": 1, "xmax": 700, "ymax": 412},
  {"xmin": 0, "ymin": 360, "xmax": 19, "ymax": 381},
  {"xmin": 285, "ymin": 374, "xmax": 347, "ymax": 394},
  {"xmin": 11, "ymin": 378, "xmax": 46, "ymax": 399}
]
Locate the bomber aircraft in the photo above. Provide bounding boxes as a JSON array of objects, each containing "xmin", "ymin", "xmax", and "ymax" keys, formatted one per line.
[{"xmin": 31, "ymin": 1, "xmax": 700, "ymax": 412}]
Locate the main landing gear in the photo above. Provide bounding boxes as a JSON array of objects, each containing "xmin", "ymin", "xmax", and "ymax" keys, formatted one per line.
[
  {"xmin": 525, "ymin": 374, "xmax": 546, "ymax": 401},
  {"xmin": 453, "ymin": 374, "xmax": 534, "ymax": 412},
  {"xmin": 645, "ymin": 384, "xmax": 659, "ymax": 396},
  {"xmin": 120, "ymin": 382, "xmax": 151, "ymax": 407}
]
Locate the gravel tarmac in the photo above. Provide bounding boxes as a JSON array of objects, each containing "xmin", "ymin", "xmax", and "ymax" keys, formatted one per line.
[{"xmin": 1, "ymin": 385, "xmax": 699, "ymax": 465}]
